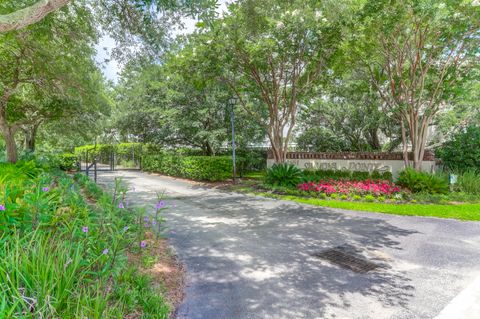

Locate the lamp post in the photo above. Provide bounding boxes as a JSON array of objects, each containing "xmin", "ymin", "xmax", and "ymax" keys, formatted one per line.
[{"xmin": 228, "ymin": 96, "xmax": 238, "ymax": 184}]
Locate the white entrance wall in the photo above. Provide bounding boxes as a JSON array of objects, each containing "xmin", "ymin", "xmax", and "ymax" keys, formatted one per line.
[{"xmin": 266, "ymin": 151, "xmax": 437, "ymax": 179}]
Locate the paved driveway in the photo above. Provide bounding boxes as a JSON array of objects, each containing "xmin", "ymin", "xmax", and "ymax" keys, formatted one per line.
[{"xmin": 96, "ymin": 170, "xmax": 480, "ymax": 319}]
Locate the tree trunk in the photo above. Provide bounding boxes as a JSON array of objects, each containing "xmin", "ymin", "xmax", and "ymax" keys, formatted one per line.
[
  {"xmin": 405, "ymin": 112, "xmax": 432, "ymax": 171},
  {"xmin": 204, "ymin": 141, "xmax": 214, "ymax": 156},
  {"xmin": 268, "ymin": 129, "xmax": 288, "ymax": 163},
  {"xmin": 400, "ymin": 118, "xmax": 409, "ymax": 169},
  {"xmin": 24, "ymin": 123, "xmax": 39, "ymax": 152},
  {"xmin": 3, "ymin": 126, "xmax": 18, "ymax": 163},
  {"xmin": 367, "ymin": 128, "xmax": 381, "ymax": 150}
]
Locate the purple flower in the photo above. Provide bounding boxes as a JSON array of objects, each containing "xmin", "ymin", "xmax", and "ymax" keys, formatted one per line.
[
  {"xmin": 155, "ymin": 201, "xmax": 165, "ymax": 210},
  {"xmin": 102, "ymin": 248, "xmax": 109, "ymax": 255},
  {"xmin": 143, "ymin": 216, "xmax": 149, "ymax": 222},
  {"xmin": 118, "ymin": 202, "xmax": 124, "ymax": 209},
  {"xmin": 42, "ymin": 187, "xmax": 49, "ymax": 192},
  {"xmin": 144, "ymin": 223, "xmax": 150, "ymax": 228},
  {"xmin": 82, "ymin": 226, "xmax": 89, "ymax": 233},
  {"xmin": 140, "ymin": 241, "xmax": 147, "ymax": 248},
  {"xmin": 152, "ymin": 220, "xmax": 157, "ymax": 226},
  {"xmin": 0, "ymin": 204, "xmax": 5, "ymax": 211}
]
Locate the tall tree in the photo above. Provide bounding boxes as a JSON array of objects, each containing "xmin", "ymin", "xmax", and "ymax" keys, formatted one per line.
[
  {"xmin": 113, "ymin": 38, "xmax": 265, "ymax": 154},
  {"xmin": 201, "ymin": 0, "xmax": 347, "ymax": 162},
  {"xmin": 0, "ymin": 3, "xmax": 107, "ymax": 162},
  {"xmin": 352, "ymin": 0, "xmax": 480, "ymax": 170}
]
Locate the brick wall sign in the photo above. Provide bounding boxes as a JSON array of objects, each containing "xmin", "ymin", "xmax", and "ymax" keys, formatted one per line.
[{"xmin": 267, "ymin": 151, "xmax": 436, "ymax": 178}]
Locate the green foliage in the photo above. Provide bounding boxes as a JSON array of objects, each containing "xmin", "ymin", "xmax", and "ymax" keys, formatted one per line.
[
  {"xmin": 113, "ymin": 48, "xmax": 265, "ymax": 155},
  {"xmin": 0, "ymin": 163, "xmax": 170, "ymax": 318},
  {"xmin": 397, "ymin": 168, "xmax": 449, "ymax": 194},
  {"xmin": 265, "ymin": 163, "xmax": 303, "ymax": 187},
  {"xmin": 59, "ymin": 153, "xmax": 78, "ymax": 171},
  {"xmin": 0, "ymin": 2, "xmax": 109, "ymax": 162},
  {"xmin": 0, "ymin": 161, "xmax": 39, "ymax": 184},
  {"xmin": 142, "ymin": 153, "xmax": 235, "ymax": 181},
  {"xmin": 302, "ymin": 169, "xmax": 393, "ymax": 182},
  {"xmin": 182, "ymin": 156, "xmax": 233, "ymax": 181},
  {"xmin": 437, "ymin": 126, "xmax": 480, "ymax": 172},
  {"xmin": 349, "ymin": 0, "xmax": 480, "ymax": 169},
  {"xmin": 236, "ymin": 149, "xmax": 267, "ymax": 173},
  {"xmin": 453, "ymin": 170, "xmax": 480, "ymax": 195},
  {"xmin": 296, "ymin": 127, "xmax": 350, "ymax": 152}
]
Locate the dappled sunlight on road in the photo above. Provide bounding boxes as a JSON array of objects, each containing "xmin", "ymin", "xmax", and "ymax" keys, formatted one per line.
[{"xmin": 96, "ymin": 170, "xmax": 480, "ymax": 319}]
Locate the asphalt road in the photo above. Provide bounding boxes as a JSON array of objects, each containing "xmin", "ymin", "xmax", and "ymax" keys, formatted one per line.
[{"xmin": 95, "ymin": 170, "xmax": 480, "ymax": 319}]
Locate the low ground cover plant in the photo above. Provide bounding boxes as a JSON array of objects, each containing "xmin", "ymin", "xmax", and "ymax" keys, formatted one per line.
[
  {"xmin": 265, "ymin": 163, "xmax": 303, "ymax": 187},
  {"xmin": 298, "ymin": 180, "xmax": 401, "ymax": 197},
  {"xmin": 397, "ymin": 168, "xmax": 449, "ymax": 194},
  {"xmin": 0, "ymin": 162, "xmax": 171, "ymax": 318}
]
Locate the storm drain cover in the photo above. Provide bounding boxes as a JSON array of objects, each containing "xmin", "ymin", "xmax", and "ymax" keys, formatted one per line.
[{"xmin": 312, "ymin": 245, "xmax": 380, "ymax": 274}]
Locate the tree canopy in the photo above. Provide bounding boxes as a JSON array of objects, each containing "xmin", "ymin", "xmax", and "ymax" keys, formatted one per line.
[{"xmin": 1, "ymin": 0, "xmax": 479, "ymax": 171}]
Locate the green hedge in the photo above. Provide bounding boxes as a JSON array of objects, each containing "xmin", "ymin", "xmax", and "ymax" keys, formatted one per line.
[{"xmin": 142, "ymin": 154, "xmax": 236, "ymax": 181}]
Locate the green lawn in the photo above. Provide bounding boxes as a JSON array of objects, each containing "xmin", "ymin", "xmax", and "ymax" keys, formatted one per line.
[{"xmin": 253, "ymin": 192, "xmax": 480, "ymax": 221}]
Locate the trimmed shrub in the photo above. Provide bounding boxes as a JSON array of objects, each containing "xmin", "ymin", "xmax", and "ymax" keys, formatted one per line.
[
  {"xmin": 142, "ymin": 154, "xmax": 234, "ymax": 181},
  {"xmin": 397, "ymin": 168, "xmax": 449, "ymax": 194},
  {"xmin": 181, "ymin": 156, "xmax": 233, "ymax": 181},
  {"xmin": 265, "ymin": 163, "xmax": 303, "ymax": 187},
  {"xmin": 59, "ymin": 153, "xmax": 78, "ymax": 171}
]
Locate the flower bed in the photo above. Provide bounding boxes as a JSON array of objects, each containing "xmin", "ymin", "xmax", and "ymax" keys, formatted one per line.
[{"xmin": 298, "ymin": 180, "xmax": 402, "ymax": 197}]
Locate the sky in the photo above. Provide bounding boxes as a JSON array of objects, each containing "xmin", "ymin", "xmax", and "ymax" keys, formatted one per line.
[{"xmin": 94, "ymin": 0, "xmax": 232, "ymax": 83}]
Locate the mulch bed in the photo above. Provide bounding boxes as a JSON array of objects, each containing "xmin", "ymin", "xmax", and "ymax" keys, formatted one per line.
[{"xmin": 127, "ymin": 231, "xmax": 186, "ymax": 318}]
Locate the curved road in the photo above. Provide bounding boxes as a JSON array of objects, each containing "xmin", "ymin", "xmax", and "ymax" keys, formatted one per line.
[{"xmin": 96, "ymin": 170, "xmax": 480, "ymax": 319}]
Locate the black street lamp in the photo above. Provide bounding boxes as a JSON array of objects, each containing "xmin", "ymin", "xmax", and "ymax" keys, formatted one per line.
[{"xmin": 228, "ymin": 96, "xmax": 238, "ymax": 184}]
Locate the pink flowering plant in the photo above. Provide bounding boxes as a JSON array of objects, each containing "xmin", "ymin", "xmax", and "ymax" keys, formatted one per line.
[{"xmin": 297, "ymin": 179, "xmax": 402, "ymax": 198}]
